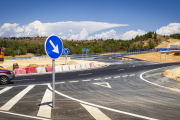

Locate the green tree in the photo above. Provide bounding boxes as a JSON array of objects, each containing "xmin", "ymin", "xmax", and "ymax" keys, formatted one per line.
[{"xmin": 154, "ymin": 32, "xmax": 157, "ymax": 39}]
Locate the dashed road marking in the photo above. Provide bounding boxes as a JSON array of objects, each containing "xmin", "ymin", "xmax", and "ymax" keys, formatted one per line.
[
  {"xmin": 114, "ymin": 76, "xmax": 120, "ymax": 78},
  {"xmin": 81, "ymin": 103, "xmax": 111, "ymax": 120},
  {"xmin": 122, "ymin": 75, "xmax": 128, "ymax": 77},
  {"xmin": 69, "ymin": 81, "xmax": 79, "ymax": 83},
  {"xmin": 55, "ymin": 82, "xmax": 65, "ymax": 84},
  {"xmin": 118, "ymin": 69, "xmax": 124, "ymax": 71},
  {"xmin": 78, "ymin": 73, "xmax": 92, "ymax": 76},
  {"xmin": 130, "ymin": 74, "xmax": 135, "ymax": 76},
  {"xmin": 0, "ymin": 85, "xmax": 35, "ymax": 111},
  {"xmin": 105, "ymin": 77, "xmax": 111, "ymax": 79},
  {"xmin": 82, "ymin": 79, "xmax": 91, "ymax": 82},
  {"xmin": 94, "ymin": 78, "xmax": 102, "ymax": 80}
]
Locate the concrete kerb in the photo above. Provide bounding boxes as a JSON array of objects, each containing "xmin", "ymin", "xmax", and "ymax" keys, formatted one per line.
[{"xmin": 15, "ymin": 63, "xmax": 109, "ymax": 77}]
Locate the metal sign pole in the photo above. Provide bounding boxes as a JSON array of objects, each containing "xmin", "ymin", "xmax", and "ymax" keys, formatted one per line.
[
  {"xmin": 52, "ymin": 59, "xmax": 55, "ymax": 108},
  {"xmin": 65, "ymin": 55, "xmax": 67, "ymax": 65}
]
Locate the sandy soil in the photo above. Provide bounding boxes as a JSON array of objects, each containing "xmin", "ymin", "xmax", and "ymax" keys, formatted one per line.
[
  {"xmin": 0, "ymin": 57, "xmax": 106, "ymax": 71},
  {"xmin": 126, "ymin": 52, "xmax": 180, "ymax": 63},
  {"xmin": 163, "ymin": 67, "xmax": 180, "ymax": 81}
]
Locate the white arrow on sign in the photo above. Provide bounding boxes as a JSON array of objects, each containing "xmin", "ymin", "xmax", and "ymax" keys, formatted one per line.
[{"xmin": 49, "ymin": 40, "xmax": 59, "ymax": 54}]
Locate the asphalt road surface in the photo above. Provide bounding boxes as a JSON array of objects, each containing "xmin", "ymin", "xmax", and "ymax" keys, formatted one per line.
[{"xmin": 0, "ymin": 55, "xmax": 180, "ymax": 120}]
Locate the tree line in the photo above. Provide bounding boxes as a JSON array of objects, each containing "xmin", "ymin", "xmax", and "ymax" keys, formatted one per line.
[{"xmin": 0, "ymin": 32, "xmax": 178, "ymax": 57}]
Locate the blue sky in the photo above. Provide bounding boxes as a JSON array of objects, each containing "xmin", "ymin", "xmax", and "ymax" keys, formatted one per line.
[{"xmin": 0, "ymin": 0, "xmax": 180, "ymax": 40}]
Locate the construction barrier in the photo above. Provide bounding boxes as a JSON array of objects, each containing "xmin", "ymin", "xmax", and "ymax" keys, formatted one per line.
[
  {"xmin": 90, "ymin": 62, "xmax": 94, "ymax": 68},
  {"xmin": 36, "ymin": 67, "xmax": 46, "ymax": 73},
  {"xmin": 55, "ymin": 66, "xmax": 62, "ymax": 72},
  {"xmin": 75, "ymin": 64, "xmax": 81, "ymax": 70},
  {"xmin": 62, "ymin": 65, "xmax": 69, "ymax": 71},
  {"xmin": 85, "ymin": 63, "xmax": 90, "ymax": 69},
  {"xmin": 80, "ymin": 64, "xmax": 87, "ymax": 69},
  {"xmin": 15, "ymin": 68, "xmax": 26, "ymax": 74},
  {"xmin": 25, "ymin": 67, "xmax": 36, "ymax": 74},
  {"xmin": 93, "ymin": 62, "xmax": 96, "ymax": 67},
  {"xmin": 46, "ymin": 66, "xmax": 53, "ymax": 72},
  {"xmin": 69, "ymin": 65, "xmax": 76, "ymax": 71}
]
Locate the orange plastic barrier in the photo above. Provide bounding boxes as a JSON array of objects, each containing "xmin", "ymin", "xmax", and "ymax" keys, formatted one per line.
[
  {"xmin": 46, "ymin": 66, "xmax": 52, "ymax": 72},
  {"xmin": 15, "ymin": 68, "xmax": 26, "ymax": 74},
  {"xmin": 25, "ymin": 67, "xmax": 36, "ymax": 74}
]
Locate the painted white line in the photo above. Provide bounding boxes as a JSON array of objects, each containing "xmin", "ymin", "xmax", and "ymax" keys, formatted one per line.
[
  {"xmin": 13, "ymin": 79, "xmax": 35, "ymax": 81},
  {"xmin": 81, "ymin": 103, "xmax": 111, "ymax": 120},
  {"xmin": 93, "ymin": 82, "xmax": 112, "ymax": 88},
  {"xmin": 94, "ymin": 78, "xmax": 102, "ymax": 80},
  {"xmin": 78, "ymin": 73, "xmax": 92, "ymax": 75},
  {"xmin": 118, "ymin": 69, "xmax": 124, "ymax": 71},
  {"xmin": 133, "ymin": 65, "xmax": 135, "ymax": 67},
  {"xmin": 130, "ymin": 74, "xmax": 135, "ymax": 76},
  {"xmin": 48, "ymin": 84, "xmax": 157, "ymax": 120},
  {"xmin": 114, "ymin": 76, "xmax": 120, "ymax": 78},
  {"xmin": 140, "ymin": 69, "xmax": 170, "ymax": 89},
  {"xmin": 55, "ymin": 82, "xmax": 65, "ymax": 84},
  {"xmin": 0, "ymin": 83, "xmax": 49, "ymax": 89},
  {"xmin": 69, "ymin": 81, "xmax": 79, "ymax": 83},
  {"xmin": 0, "ymin": 110, "xmax": 50, "ymax": 120},
  {"xmin": 82, "ymin": 79, "xmax": 91, "ymax": 82},
  {"xmin": 0, "ymin": 85, "xmax": 35, "ymax": 111},
  {"xmin": 105, "ymin": 77, "xmax": 111, "ymax": 79},
  {"xmin": 37, "ymin": 89, "xmax": 52, "ymax": 118},
  {"xmin": 122, "ymin": 75, "xmax": 128, "ymax": 77},
  {"xmin": 0, "ymin": 87, "xmax": 12, "ymax": 94}
]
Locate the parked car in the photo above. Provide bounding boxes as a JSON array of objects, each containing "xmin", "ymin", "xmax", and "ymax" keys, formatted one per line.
[{"xmin": 0, "ymin": 69, "xmax": 15, "ymax": 85}]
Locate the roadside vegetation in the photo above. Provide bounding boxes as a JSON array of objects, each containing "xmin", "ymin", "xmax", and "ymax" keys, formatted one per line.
[{"xmin": 0, "ymin": 32, "xmax": 179, "ymax": 57}]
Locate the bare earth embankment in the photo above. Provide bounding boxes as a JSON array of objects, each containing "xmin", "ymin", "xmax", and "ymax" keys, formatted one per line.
[{"xmin": 127, "ymin": 52, "xmax": 180, "ymax": 82}]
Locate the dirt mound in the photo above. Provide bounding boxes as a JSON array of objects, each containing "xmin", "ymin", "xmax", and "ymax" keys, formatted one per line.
[
  {"xmin": 155, "ymin": 38, "xmax": 180, "ymax": 48},
  {"xmin": 127, "ymin": 52, "xmax": 180, "ymax": 62},
  {"xmin": 67, "ymin": 61, "xmax": 78, "ymax": 65},
  {"xmin": 163, "ymin": 67, "xmax": 180, "ymax": 81}
]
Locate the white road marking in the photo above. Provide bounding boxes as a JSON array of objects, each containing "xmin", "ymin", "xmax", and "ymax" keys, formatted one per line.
[
  {"xmin": 114, "ymin": 76, "xmax": 120, "ymax": 78},
  {"xmin": 105, "ymin": 77, "xmax": 111, "ymax": 79},
  {"xmin": 69, "ymin": 81, "xmax": 79, "ymax": 83},
  {"xmin": 0, "ymin": 85, "xmax": 35, "ymax": 111},
  {"xmin": 78, "ymin": 73, "xmax": 92, "ymax": 75},
  {"xmin": 130, "ymin": 74, "xmax": 135, "ymax": 76},
  {"xmin": 94, "ymin": 78, "xmax": 102, "ymax": 80},
  {"xmin": 55, "ymin": 82, "xmax": 65, "ymax": 84},
  {"xmin": 82, "ymin": 79, "xmax": 91, "ymax": 82},
  {"xmin": 13, "ymin": 79, "xmax": 35, "ymax": 81},
  {"xmin": 37, "ymin": 89, "xmax": 52, "ymax": 118},
  {"xmin": 118, "ymin": 69, "xmax": 124, "ymax": 71},
  {"xmin": 0, "ymin": 110, "xmax": 50, "ymax": 120},
  {"xmin": 133, "ymin": 65, "xmax": 135, "ymax": 67},
  {"xmin": 48, "ymin": 84, "xmax": 158, "ymax": 120},
  {"xmin": 0, "ymin": 87, "xmax": 12, "ymax": 94},
  {"xmin": 81, "ymin": 103, "xmax": 111, "ymax": 120},
  {"xmin": 93, "ymin": 82, "xmax": 112, "ymax": 88},
  {"xmin": 122, "ymin": 75, "xmax": 128, "ymax": 77}
]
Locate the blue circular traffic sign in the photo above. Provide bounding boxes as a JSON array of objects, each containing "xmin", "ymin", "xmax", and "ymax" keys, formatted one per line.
[
  {"xmin": 45, "ymin": 35, "xmax": 63, "ymax": 59},
  {"xmin": 63, "ymin": 48, "xmax": 70, "ymax": 55}
]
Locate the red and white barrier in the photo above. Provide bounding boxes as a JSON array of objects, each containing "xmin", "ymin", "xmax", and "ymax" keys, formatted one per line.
[
  {"xmin": 36, "ymin": 67, "xmax": 46, "ymax": 73},
  {"xmin": 25, "ymin": 67, "xmax": 36, "ymax": 74},
  {"xmin": 85, "ymin": 63, "xmax": 90, "ymax": 68},
  {"xmin": 55, "ymin": 66, "xmax": 62, "ymax": 72},
  {"xmin": 15, "ymin": 68, "xmax": 26, "ymax": 74},
  {"xmin": 62, "ymin": 65, "xmax": 69, "ymax": 71},
  {"xmin": 46, "ymin": 66, "xmax": 52, "ymax": 72},
  {"xmin": 75, "ymin": 64, "xmax": 81, "ymax": 70},
  {"xmin": 69, "ymin": 65, "xmax": 76, "ymax": 71},
  {"xmin": 80, "ymin": 64, "xmax": 87, "ymax": 69}
]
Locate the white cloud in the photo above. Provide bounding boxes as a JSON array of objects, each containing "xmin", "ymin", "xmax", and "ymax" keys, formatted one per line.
[
  {"xmin": 156, "ymin": 23, "xmax": 180, "ymax": 35},
  {"xmin": 69, "ymin": 28, "xmax": 88, "ymax": 40},
  {"xmin": 121, "ymin": 29, "xmax": 146, "ymax": 40},
  {"xmin": 0, "ymin": 20, "xmax": 128, "ymax": 38},
  {"xmin": 88, "ymin": 30, "xmax": 121, "ymax": 40}
]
